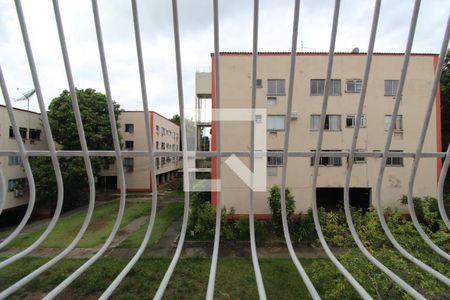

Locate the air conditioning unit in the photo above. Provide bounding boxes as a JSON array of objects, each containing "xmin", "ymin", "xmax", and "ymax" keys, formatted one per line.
[{"xmin": 290, "ymin": 112, "xmax": 298, "ymax": 120}]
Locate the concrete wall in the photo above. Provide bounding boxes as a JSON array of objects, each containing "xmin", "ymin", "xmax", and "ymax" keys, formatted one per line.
[
  {"xmin": 208, "ymin": 53, "xmax": 440, "ymax": 214},
  {"xmin": 100, "ymin": 111, "xmax": 181, "ymax": 192},
  {"xmin": 0, "ymin": 105, "xmax": 48, "ymax": 209}
]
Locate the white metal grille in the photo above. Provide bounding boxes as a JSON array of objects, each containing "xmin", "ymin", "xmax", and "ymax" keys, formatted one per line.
[{"xmin": 0, "ymin": 0, "xmax": 449, "ymax": 299}]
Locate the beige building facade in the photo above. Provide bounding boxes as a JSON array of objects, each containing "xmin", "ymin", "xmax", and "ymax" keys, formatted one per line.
[
  {"xmin": 196, "ymin": 53, "xmax": 441, "ymax": 215},
  {"xmin": 0, "ymin": 105, "xmax": 48, "ymax": 210},
  {"xmin": 99, "ymin": 111, "xmax": 181, "ymax": 192}
]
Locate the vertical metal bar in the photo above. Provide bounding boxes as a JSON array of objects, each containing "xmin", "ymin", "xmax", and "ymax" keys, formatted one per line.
[
  {"xmin": 0, "ymin": 1, "xmax": 98, "ymax": 296},
  {"xmin": 0, "ymin": 0, "xmax": 65, "ymax": 262},
  {"xmin": 406, "ymin": 12, "xmax": 450, "ymax": 260},
  {"xmin": 310, "ymin": 1, "xmax": 372, "ymax": 298},
  {"xmin": 248, "ymin": 0, "xmax": 267, "ymax": 299},
  {"xmin": 280, "ymin": 0, "xmax": 320, "ymax": 299},
  {"xmin": 375, "ymin": 0, "xmax": 450, "ymax": 285},
  {"xmin": 43, "ymin": 0, "xmax": 128, "ymax": 297},
  {"xmin": 206, "ymin": 0, "xmax": 222, "ymax": 298},
  {"xmin": 0, "ymin": 66, "xmax": 36, "ymax": 249},
  {"xmin": 99, "ymin": 0, "xmax": 159, "ymax": 297},
  {"xmin": 438, "ymin": 148, "xmax": 450, "ymax": 230},
  {"xmin": 343, "ymin": 1, "xmax": 426, "ymax": 298},
  {"xmin": 154, "ymin": 0, "xmax": 191, "ymax": 297}
]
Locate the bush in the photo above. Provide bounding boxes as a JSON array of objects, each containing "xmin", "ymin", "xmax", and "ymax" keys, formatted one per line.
[{"xmin": 267, "ymin": 185, "xmax": 295, "ymax": 232}]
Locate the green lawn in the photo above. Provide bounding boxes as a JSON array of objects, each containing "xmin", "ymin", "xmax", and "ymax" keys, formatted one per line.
[
  {"xmin": 118, "ymin": 202, "xmax": 183, "ymax": 248},
  {"xmin": 6, "ymin": 201, "xmax": 151, "ymax": 249},
  {"xmin": 0, "ymin": 257, "xmax": 350, "ymax": 299}
]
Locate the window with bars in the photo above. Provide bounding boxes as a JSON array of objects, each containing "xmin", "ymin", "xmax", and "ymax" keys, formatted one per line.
[
  {"xmin": 267, "ymin": 115, "xmax": 285, "ymax": 131},
  {"xmin": 346, "ymin": 79, "xmax": 362, "ymax": 93},
  {"xmin": 267, "ymin": 150, "xmax": 283, "ymax": 166},
  {"xmin": 384, "ymin": 115, "xmax": 403, "ymax": 131},
  {"xmin": 267, "ymin": 79, "xmax": 285, "ymax": 96},
  {"xmin": 311, "ymin": 150, "xmax": 342, "ymax": 166},
  {"xmin": 386, "ymin": 150, "xmax": 404, "ymax": 166},
  {"xmin": 310, "ymin": 114, "xmax": 341, "ymax": 131},
  {"xmin": 346, "ymin": 114, "xmax": 366, "ymax": 128},
  {"xmin": 384, "ymin": 79, "xmax": 399, "ymax": 96},
  {"xmin": 310, "ymin": 79, "xmax": 341, "ymax": 96}
]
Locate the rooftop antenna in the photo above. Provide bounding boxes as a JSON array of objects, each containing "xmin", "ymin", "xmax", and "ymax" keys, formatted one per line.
[
  {"xmin": 13, "ymin": 88, "xmax": 35, "ymax": 111},
  {"xmin": 300, "ymin": 26, "xmax": 315, "ymax": 52}
]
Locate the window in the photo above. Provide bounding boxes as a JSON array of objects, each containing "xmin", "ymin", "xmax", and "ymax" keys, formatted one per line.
[
  {"xmin": 156, "ymin": 157, "xmax": 160, "ymax": 169},
  {"xmin": 310, "ymin": 115, "xmax": 341, "ymax": 131},
  {"xmin": 9, "ymin": 126, "xmax": 14, "ymax": 138},
  {"xmin": 386, "ymin": 150, "xmax": 403, "ymax": 166},
  {"xmin": 19, "ymin": 127, "xmax": 27, "ymax": 139},
  {"xmin": 384, "ymin": 115, "xmax": 403, "ymax": 131},
  {"xmin": 256, "ymin": 79, "xmax": 262, "ymax": 88},
  {"xmin": 125, "ymin": 124, "xmax": 134, "ymax": 133},
  {"xmin": 8, "ymin": 178, "xmax": 26, "ymax": 192},
  {"xmin": 267, "ymin": 97, "xmax": 277, "ymax": 106},
  {"xmin": 351, "ymin": 149, "xmax": 366, "ymax": 163},
  {"xmin": 267, "ymin": 115, "xmax": 285, "ymax": 131},
  {"xmin": 267, "ymin": 150, "xmax": 283, "ymax": 166},
  {"xmin": 168, "ymin": 131, "xmax": 172, "ymax": 137},
  {"xmin": 156, "ymin": 125, "xmax": 159, "ymax": 136},
  {"xmin": 29, "ymin": 129, "xmax": 41, "ymax": 140},
  {"xmin": 125, "ymin": 140, "xmax": 134, "ymax": 150},
  {"xmin": 346, "ymin": 79, "xmax": 362, "ymax": 93},
  {"xmin": 161, "ymin": 142, "xmax": 165, "ymax": 150},
  {"xmin": 8, "ymin": 155, "xmax": 22, "ymax": 166},
  {"xmin": 123, "ymin": 158, "xmax": 134, "ymax": 171},
  {"xmin": 156, "ymin": 141, "xmax": 159, "ymax": 150},
  {"xmin": 267, "ymin": 79, "xmax": 285, "ymax": 96},
  {"xmin": 172, "ymin": 144, "xmax": 175, "ymax": 151},
  {"xmin": 162, "ymin": 127, "xmax": 165, "ymax": 136},
  {"xmin": 384, "ymin": 80, "xmax": 399, "ymax": 96},
  {"xmin": 346, "ymin": 114, "xmax": 366, "ymax": 128},
  {"xmin": 310, "ymin": 79, "xmax": 341, "ymax": 96},
  {"xmin": 162, "ymin": 157, "xmax": 166, "ymax": 166},
  {"xmin": 311, "ymin": 150, "xmax": 342, "ymax": 166}
]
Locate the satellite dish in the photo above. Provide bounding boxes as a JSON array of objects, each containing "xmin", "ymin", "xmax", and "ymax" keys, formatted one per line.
[{"xmin": 13, "ymin": 88, "xmax": 35, "ymax": 111}]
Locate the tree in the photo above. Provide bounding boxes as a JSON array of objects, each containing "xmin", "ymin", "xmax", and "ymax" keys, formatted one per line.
[
  {"xmin": 31, "ymin": 88, "xmax": 122, "ymax": 210},
  {"xmin": 170, "ymin": 114, "xmax": 180, "ymax": 126},
  {"xmin": 267, "ymin": 185, "xmax": 296, "ymax": 231}
]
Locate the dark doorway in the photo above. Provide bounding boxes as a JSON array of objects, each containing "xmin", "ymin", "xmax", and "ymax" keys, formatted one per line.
[
  {"xmin": 97, "ymin": 176, "xmax": 117, "ymax": 191},
  {"xmin": 316, "ymin": 187, "xmax": 370, "ymax": 211}
]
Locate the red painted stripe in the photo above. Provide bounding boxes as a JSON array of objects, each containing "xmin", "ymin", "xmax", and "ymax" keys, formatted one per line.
[{"xmin": 434, "ymin": 55, "xmax": 443, "ymax": 182}]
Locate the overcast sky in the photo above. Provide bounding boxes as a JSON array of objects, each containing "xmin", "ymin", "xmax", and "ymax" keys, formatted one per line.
[{"xmin": 0, "ymin": 0, "xmax": 449, "ymax": 119}]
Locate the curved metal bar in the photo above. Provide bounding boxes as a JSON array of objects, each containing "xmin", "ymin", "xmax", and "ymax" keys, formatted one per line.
[
  {"xmin": 279, "ymin": 0, "xmax": 320, "ymax": 299},
  {"xmin": 0, "ymin": 166, "xmax": 6, "ymax": 215},
  {"xmin": 310, "ymin": 1, "xmax": 372, "ymax": 298},
  {"xmin": 0, "ymin": 66, "xmax": 36, "ymax": 249},
  {"xmin": 0, "ymin": 0, "xmax": 65, "ymax": 262},
  {"xmin": 248, "ymin": 0, "xmax": 267, "ymax": 299},
  {"xmin": 0, "ymin": 1, "xmax": 98, "ymax": 296},
  {"xmin": 98, "ymin": 0, "xmax": 159, "ymax": 298},
  {"xmin": 206, "ymin": 0, "xmax": 223, "ymax": 298},
  {"xmin": 343, "ymin": 1, "xmax": 426, "ymax": 298},
  {"xmin": 406, "ymin": 12, "xmax": 450, "ymax": 260},
  {"xmin": 43, "ymin": 0, "xmax": 128, "ymax": 298},
  {"xmin": 438, "ymin": 146, "xmax": 450, "ymax": 230},
  {"xmin": 375, "ymin": 0, "xmax": 450, "ymax": 286},
  {"xmin": 152, "ymin": 1, "xmax": 191, "ymax": 298}
]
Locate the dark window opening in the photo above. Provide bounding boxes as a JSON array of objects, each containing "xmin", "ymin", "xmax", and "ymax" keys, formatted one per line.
[{"xmin": 316, "ymin": 187, "xmax": 370, "ymax": 211}]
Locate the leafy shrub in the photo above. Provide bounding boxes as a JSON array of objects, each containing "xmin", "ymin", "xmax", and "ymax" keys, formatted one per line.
[{"xmin": 267, "ymin": 185, "xmax": 295, "ymax": 232}]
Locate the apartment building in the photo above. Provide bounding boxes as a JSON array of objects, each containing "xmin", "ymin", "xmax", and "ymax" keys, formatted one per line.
[
  {"xmin": 99, "ymin": 111, "xmax": 181, "ymax": 192},
  {"xmin": 0, "ymin": 105, "xmax": 48, "ymax": 210},
  {"xmin": 196, "ymin": 52, "xmax": 441, "ymax": 215}
]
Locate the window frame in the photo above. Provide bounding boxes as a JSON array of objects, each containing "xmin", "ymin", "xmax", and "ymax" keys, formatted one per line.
[
  {"xmin": 386, "ymin": 150, "xmax": 404, "ymax": 167},
  {"xmin": 267, "ymin": 79, "xmax": 286, "ymax": 96},
  {"xmin": 310, "ymin": 114, "xmax": 341, "ymax": 131},
  {"xmin": 310, "ymin": 150, "xmax": 342, "ymax": 167},
  {"xmin": 345, "ymin": 79, "xmax": 362, "ymax": 93},
  {"xmin": 384, "ymin": 80, "xmax": 399, "ymax": 96},
  {"xmin": 384, "ymin": 115, "xmax": 403, "ymax": 131},
  {"xmin": 345, "ymin": 114, "xmax": 366, "ymax": 128},
  {"xmin": 267, "ymin": 150, "xmax": 283, "ymax": 167},
  {"xmin": 267, "ymin": 115, "xmax": 285, "ymax": 131},
  {"xmin": 310, "ymin": 79, "xmax": 341, "ymax": 96},
  {"xmin": 124, "ymin": 123, "xmax": 134, "ymax": 133}
]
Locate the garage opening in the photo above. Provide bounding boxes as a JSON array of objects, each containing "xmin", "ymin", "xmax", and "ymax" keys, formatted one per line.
[{"xmin": 316, "ymin": 187, "xmax": 370, "ymax": 211}]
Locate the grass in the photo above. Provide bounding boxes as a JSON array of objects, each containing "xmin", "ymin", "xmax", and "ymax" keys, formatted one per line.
[
  {"xmin": 118, "ymin": 202, "xmax": 184, "ymax": 248},
  {"xmin": 0, "ymin": 257, "xmax": 350, "ymax": 300},
  {"xmin": 6, "ymin": 201, "xmax": 151, "ymax": 249}
]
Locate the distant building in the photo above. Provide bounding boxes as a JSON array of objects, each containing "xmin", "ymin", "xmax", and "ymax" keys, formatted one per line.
[
  {"xmin": 196, "ymin": 52, "xmax": 441, "ymax": 215},
  {"xmin": 0, "ymin": 105, "xmax": 47, "ymax": 210},
  {"xmin": 98, "ymin": 111, "xmax": 181, "ymax": 192}
]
